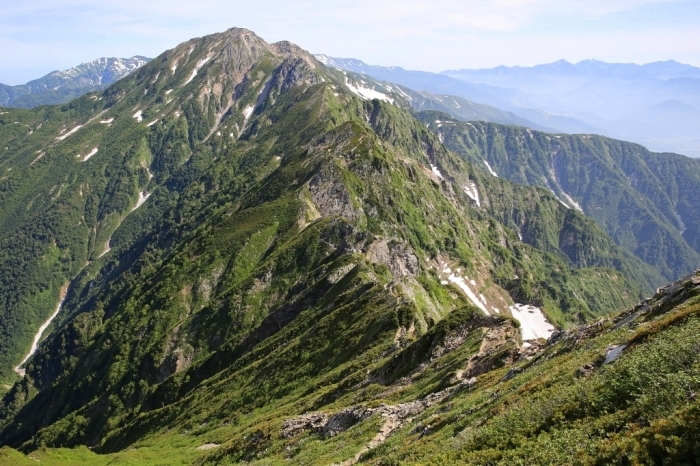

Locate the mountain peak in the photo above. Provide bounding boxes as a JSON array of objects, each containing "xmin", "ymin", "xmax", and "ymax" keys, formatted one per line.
[{"xmin": 0, "ymin": 55, "xmax": 151, "ymax": 108}]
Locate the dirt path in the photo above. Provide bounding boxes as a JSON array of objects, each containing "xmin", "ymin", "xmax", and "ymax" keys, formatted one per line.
[{"xmin": 339, "ymin": 415, "xmax": 401, "ymax": 466}]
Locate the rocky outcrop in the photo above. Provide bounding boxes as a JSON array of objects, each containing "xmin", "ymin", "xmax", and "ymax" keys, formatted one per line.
[
  {"xmin": 308, "ymin": 165, "xmax": 361, "ymax": 222},
  {"xmin": 365, "ymin": 239, "xmax": 419, "ymax": 277}
]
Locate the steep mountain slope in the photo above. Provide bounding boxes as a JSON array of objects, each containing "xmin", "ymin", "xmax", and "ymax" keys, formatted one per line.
[
  {"xmin": 0, "ymin": 28, "xmax": 666, "ymax": 464},
  {"xmin": 416, "ymin": 111, "xmax": 700, "ymax": 282},
  {"xmin": 0, "ymin": 57, "xmax": 150, "ymax": 108}
]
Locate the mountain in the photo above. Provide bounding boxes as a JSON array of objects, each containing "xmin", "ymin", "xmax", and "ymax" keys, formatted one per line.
[
  {"xmin": 395, "ymin": 87, "xmax": 558, "ymax": 133},
  {"xmin": 315, "ymin": 55, "xmax": 532, "ymax": 111},
  {"xmin": 0, "ymin": 56, "xmax": 150, "ymax": 108},
  {"xmin": 318, "ymin": 56, "xmax": 700, "ymax": 157},
  {"xmin": 315, "ymin": 55, "xmax": 603, "ymax": 137},
  {"xmin": 325, "ymin": 68, "xmax": 556, "ymax": 132},
  {"xmin": 0, "ymin": 28, "xmax": 695, "ymax": 464},
  {"xmin": 442, "ymin": 59, "xmax": 700, "ymax": 92},
  {"xmin": 417, "ymin": 111, "xmax": 700, "ymax": 281},
  {"xmin": 442, "ymin": 59, "xmax": 700, "ymax": 157}
]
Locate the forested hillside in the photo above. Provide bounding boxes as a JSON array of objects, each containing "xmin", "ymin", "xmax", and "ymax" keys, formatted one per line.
[{"xmin": 417, "ymin": 112, "xmax": 700, "ymax": 282}]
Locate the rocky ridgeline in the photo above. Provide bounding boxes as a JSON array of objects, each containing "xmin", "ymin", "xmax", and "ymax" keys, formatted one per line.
[{"xmin": 282, "ymin": 376, "xmax": 477, "ymax": 441}]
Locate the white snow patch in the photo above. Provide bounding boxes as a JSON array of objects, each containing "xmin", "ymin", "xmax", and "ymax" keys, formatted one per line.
[
  {"xmin": 483, "ymin": 160, "xmax": 498, "ymax": 177},
  {"xmin": 242, "ymin": 105, "xmax": 254, "ymax": 119},
  {"xmin": 344, "ymin": 77, "xmax": 393, "ymax": 103},
  {"xmin": 184, "ymin": 57, "xmax": 211, "ymax": 86},
  {"xmin": 561, "ymin": 192, "xmax": 583, "ymax": 212},
  {"xmin": 146, "ymin": 119, "xmax": 159, "ymax": 127},
  {"xmin": 447, "ymin": 274, "xmax": 489, "ymax": 315},
  {"xmin": 98, "ymin": 239, "xmax": 111, "ymax": 258},
  {"xmin": 396, "ymin": 87, "xmax": 412, "ymax": 100},
  {"xmin": 430, "ymin": 164, "xmax": 444, "ymax": 180},
  {"xmin": 132, "ymin": 191, "xmax": 151, "ymax": 211},
  {"xmin": 100, "ymin": 118, "xmax": 113, "ymax": 124},
  {"xmin": 196, "ymin": 444, "xmax": 219, "ymax": 451},
  {"xmin": 166, "ymin": 89, "xmax": 173, "ymax": 95},
  {"xmin": 509, "ymin": 304, "xmax": 555, "ymax": 343},
  {"xmin": 80, "ymin": 147, "xmax": 98, "ymax": 162},
  {"xmin": 549, "ymin": 189, "xmax": 570, "ymax": 208},
  {"xmin": 56, "ymin": 124, "xmax": 83, "ymax": 141},
  {"xmin": 463, "ymin": 182, "xmax": 480, "ymax": 207},
  {"xmin": 133, "ymin": 110, "xmax": 143, "ymax": 122},
  {"xmin": 676, "ymin": 211, "xmax": 687, "ymax": 235},
  {"xmin": 604, "ymin": 345, "xmax": 627, "ymax": 364},
  {"xmin": 14, "ymin": 291, "xmax": 67, "ymax": 377}
]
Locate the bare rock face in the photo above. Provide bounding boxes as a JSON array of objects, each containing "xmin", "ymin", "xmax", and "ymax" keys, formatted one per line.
[
  {"xmin": 464, "ymin": 321, "xmax": 520, "ymax": 378},
  {"xmin": 322, "ymin": 406, "xmax": 374, "ymax": 437},
  {"xmin": 308, "ymin": 165, "xmax": 361, "ymax": 222},
  {"xmin": 281, "ymin": 412, "xmax": 328, "ymax": 438},
  {"xmin": 365, "ymin": 239, "xmax": 419, "ymax": 277}
]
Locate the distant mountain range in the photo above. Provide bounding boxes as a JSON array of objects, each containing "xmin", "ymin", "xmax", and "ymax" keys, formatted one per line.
[
  {"xmin": 0, "ymin": 56, "xmax": 151, "ymax": 108},
  {"xmin": 334, "ymin": 69, "xmax": 557, "ymax": 132},
  {"xmin": 317, "ymin": 56, "xmax": 700, "ymax": 157}
]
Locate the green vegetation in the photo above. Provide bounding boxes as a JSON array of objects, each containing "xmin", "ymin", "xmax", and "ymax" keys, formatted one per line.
[{"xmin": 0, "ymin": 28, "xmax": 697, "ymax": 465}]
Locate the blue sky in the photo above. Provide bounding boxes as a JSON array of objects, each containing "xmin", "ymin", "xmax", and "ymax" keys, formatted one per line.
[{"xmin": 2, "ymin": 0, "xmax": 699, "ymax": 85}]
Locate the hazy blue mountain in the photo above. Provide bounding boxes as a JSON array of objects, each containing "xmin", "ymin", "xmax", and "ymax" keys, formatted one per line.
[
  {"xmin": 315, "ymin": 55, "xmax": 532, "ymax": 110},
  {"xmin": 0, "ymin": 56, "xmax": 150, "ymax": 108},
  {"xmin": 333, "ymin": 69, "xmax": 556, "ymax": 132},
  {"xmin": 442, "ymin": 59, "xmax": 700, "ymax": 87},
  {"xmin": 316, "ymin": 56, "xmax": 700, "ymax": 157},
  {"xmin": 442, "ymin": 59, "xmax": 700, "ymax": 157},
  {"xmin": 315, "ymin": 55, "xmax": 605, "ymax": 137}
]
